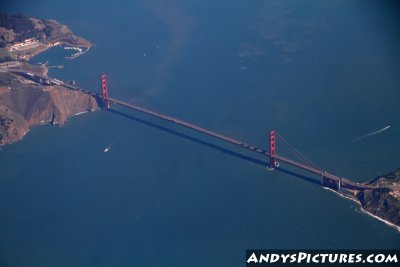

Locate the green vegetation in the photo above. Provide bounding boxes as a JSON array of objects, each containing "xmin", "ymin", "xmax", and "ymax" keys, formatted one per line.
[
  {"xmin": 0, "ymin": 72, "xmax": 14, "ymax": 86},
  {"xmin": 0, "ymin": 13, "xmax": 34, "ymax": 33},
  {"xmin": 0, "ymin": 13, "xmax": 43, "ymax": 47},
  {"xmin": 0, "ymin": 48, "xmax": 13, "ymax": 62}
]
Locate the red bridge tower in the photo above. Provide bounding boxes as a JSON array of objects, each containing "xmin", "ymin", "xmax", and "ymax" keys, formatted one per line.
[
  {"xmin": 269, "ymin": 130, "xmax": 278, "ymax": 169},
  {"xmin": 101, "ymin": 74, "xmax": 110, "ymax": 109}
]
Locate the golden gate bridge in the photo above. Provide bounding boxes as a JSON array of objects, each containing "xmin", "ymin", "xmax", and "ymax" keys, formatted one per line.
[
  {"xmin": 14, "ymin": 70, "xmax": 394, "ymax": 193},
  {"xmin": 97, "ymin": 74, "xmax": 391, "ymax": 192}
]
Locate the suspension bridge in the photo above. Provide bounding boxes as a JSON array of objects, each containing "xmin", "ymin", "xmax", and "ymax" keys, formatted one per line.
[
  {"xmin": 13, "ymin": 70, "xmax": 393, "ymax": 192},
  {"xmin": 97, "ymin": 74, "xmax": 391, "ymax": 192}
]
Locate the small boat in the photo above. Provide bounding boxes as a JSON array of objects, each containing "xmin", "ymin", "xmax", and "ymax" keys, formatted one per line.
[{"xmin": 104, "ymin": 146, "xmax": 111, "ymax": 153}]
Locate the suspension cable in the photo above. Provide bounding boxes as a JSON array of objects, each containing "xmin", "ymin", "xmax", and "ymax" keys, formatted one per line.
[
  {"xmin": 107, "ymin": 77, "xmax": 166, "ymax": 115},
  {"xmin": 103, "ymin": 76, "xmax": 321, "ymax": 170},
  {"xmin": 276, "ymin": 132, "xmax": 320, "ymax": 170}
]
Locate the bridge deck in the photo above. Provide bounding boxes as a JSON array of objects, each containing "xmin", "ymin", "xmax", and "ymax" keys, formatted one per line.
[
  {"xmin": 107, "ymin": 96, "xmax": 268, "ymax": 155},
  {"xmin": 105, "ymin": 97, "xmax": 382, "ymax": 191},
  {"xmin": 11, "ymin": 70, "xmax": 387, "ymax": 192}
]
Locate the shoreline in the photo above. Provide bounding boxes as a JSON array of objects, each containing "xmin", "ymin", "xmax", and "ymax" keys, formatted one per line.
[
  {"xmin": 323, "ymin": 187, "xmax": 400, "ymax": 232},
  {"xmin": 23, "ymin": 42, "xmax": 91, "ymax": 61}
]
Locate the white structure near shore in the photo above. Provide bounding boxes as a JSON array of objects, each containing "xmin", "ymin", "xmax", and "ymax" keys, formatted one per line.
[{"xmin": 7, "ymin": 38, "xmax": 39, "ymax": 51}]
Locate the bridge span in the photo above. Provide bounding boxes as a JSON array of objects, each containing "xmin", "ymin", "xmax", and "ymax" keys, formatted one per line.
[
  {"xmin": 98, "ymin": 74, "xmax": 387, "ymax": 192},
  {"xmin": 106, "ymin": 96, "xmax": 379, "ymax": 188},
  {"xmin": 11, "ymin": 70, "xmax": 391, "ymax": 192}
]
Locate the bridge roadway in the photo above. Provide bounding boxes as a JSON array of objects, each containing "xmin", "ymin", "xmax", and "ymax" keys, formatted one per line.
[
  {"xmin": 103, "ymin": 96, "xmax": 383, "ymax": 191},
  {"xmin": 10, "ymin": 70, "xmax": 388, "ymax": 191}
]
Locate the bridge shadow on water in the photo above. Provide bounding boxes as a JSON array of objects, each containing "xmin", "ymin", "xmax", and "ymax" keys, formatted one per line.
[{"xmin": 108, "ymin": 109, "xmax": 320, "ymax": 186}]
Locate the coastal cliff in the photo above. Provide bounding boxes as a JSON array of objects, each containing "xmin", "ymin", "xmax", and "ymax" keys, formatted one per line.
[
  {"xmin": 0, "ymin": 13, "xmax": 97, "ymax": 147},
  {"xmin": 355, "ymin": 170, "xmax": 400, "ymax": 227},
  {"xmin": 0, "ymin": 71, "xmax": 99, "ymax": 146},
  {"xmin": 330, "ymin": 169, "xmax": 400, "ymax": 229}
]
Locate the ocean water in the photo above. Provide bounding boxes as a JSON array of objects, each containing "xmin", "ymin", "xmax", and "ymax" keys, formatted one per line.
[{"xmin": 0, "ymin": 1, "xmax": 399, "ymax": 266}]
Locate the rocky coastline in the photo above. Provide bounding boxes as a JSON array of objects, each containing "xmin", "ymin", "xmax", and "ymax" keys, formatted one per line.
[
  {"xmin": 0, "ymin": 13, "xmax": 91, "ymax": 61},
  {"xmin": 356, "ymin": 170, "xmax": 400, "ymax": 229},
  {"xmin": 0, "ymin": 71, "xmax": 99, "ymax": 147},
  {"xmin": 0, "ymin": 14, "xmax": 98, "ymax": 147},
  {"xmin": 327, "ymin": 169, "xmax": 400, "ymax": 231}
]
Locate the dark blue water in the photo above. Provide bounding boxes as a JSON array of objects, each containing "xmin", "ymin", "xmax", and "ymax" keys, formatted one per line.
[{"xmin": 1, "ymin": 1, "xmax": 399, "ymax": 266}]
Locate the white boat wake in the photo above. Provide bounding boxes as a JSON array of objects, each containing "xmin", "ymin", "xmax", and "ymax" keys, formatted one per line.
[{"xmin": 352, "ymin": 125, "xmax": 391, "ymax": 143}]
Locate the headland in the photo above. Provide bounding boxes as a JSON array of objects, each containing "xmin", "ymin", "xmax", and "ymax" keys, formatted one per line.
[{"xmin": 0, "ymin": 13, "xmax": 98, "ymax": 147}]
